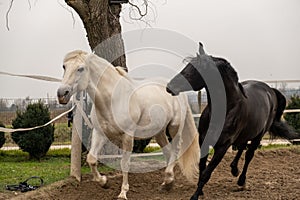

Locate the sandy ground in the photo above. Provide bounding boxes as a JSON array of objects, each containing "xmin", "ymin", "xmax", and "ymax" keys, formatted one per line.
[{"xmin": 1, "ymin": 146, "xmax": 300, "ymax": 200}]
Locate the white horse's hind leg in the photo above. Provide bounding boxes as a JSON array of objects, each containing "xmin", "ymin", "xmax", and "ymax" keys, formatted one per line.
[
  {"xmin": 87, "ymin": 128, "xmax": 107, "ymax": 187},
  {"xmin": 162, "ymin": 125, "xmax": 181, "ymax": 189},
  {"xmin": 118, "ymin": 134, "xmax": 133, "ymax": 200},
  {"xmin": 155, "ymin": 132, "xmax": 174, "ymax": 188}
]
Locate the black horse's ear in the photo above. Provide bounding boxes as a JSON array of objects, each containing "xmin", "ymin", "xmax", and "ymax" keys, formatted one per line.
[
  {"xmin": 238, "ymin": 83, "xmax": 247, "ymax": 98},
  {"xmin": 199, "ymin": 42, "xmax": 205, "ymax": 55}
]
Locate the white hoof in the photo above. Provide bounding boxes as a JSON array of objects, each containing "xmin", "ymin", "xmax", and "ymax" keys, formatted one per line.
[
  {"xmin": 93, "ymin": 175, "xmax": 107, "ymax": 187},
  {"xmin": 117, "ymin": 191, "xmax": 127, "ymax": 200},
  {"xmin": 99, "ymin": 175, "xmax": 107, "ymax": 187}
]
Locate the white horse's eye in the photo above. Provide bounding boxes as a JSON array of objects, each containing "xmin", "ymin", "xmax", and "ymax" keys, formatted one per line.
[{"xmin": 77, "ymin": 67, "xmax": 84, "ymax": 72}]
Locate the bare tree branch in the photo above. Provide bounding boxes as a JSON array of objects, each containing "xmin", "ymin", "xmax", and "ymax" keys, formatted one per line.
[
  {"xmin": 6, "ymin": 0, "xmax": 14, "ymax": 31},
  {"xmin": 146, "ymin": 0, "xmax": 157, "ymax": 23},
  {"xmin": 128, "ymin": 0, "xmax": 148, "ymax": 20}
]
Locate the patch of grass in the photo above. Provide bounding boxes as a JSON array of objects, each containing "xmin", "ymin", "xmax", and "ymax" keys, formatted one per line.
[
  {"xmin": 0, "ymin": 148, "xmax": 111, "ymax": 193},
  {"xmin": 53, "ymin": 123, "xmax": 71, "ymax": 145},
  {"xmin": 259, "ymin": 144, "xmax": 292, "ymax": 150},
  {"xmin": 0, "ymin": 150, "xmax": 70, "ymax": 193}
]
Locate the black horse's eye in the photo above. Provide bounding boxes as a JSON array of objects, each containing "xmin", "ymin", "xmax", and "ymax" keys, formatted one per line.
[
  {"xmin": 63, "ymin": 65, "xmax": 65, "ymax": 70},
  {"xmin": 77, "ymin": 67, "xmax": 84, "ymax": 72}
]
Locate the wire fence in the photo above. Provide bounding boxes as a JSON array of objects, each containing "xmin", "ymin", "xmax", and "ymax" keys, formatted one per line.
[{"xmin": 1, "ymin": 81, "xmax": 299, "ymax": 147}]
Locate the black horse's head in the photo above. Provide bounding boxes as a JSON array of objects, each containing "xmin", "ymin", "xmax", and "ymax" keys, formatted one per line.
[
  {"xmin": 166, "ymin": 42, "xmax": 245, "ymax": 97},
  {"xmin": 166, "ymin": 42, "xmax": 212, "ymax": 95}
]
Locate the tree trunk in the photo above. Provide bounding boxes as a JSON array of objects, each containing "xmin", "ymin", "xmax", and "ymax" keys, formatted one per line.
[
  {"xmin": 65, "ymin": 1, "xmax": 128, "ymax": 169},
  {"xmin": 65, "ymin": 0, "xmax": 127, "ymax": 70}
]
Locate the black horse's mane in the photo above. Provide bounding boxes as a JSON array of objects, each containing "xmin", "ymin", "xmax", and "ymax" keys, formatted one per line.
[
  {"xmin": 186, "ymin": 54, "xmax": 239, "ymax": 84},
  {"xmin": 211, "ymin": 56, "xmax": 239, "ymax": 83}
]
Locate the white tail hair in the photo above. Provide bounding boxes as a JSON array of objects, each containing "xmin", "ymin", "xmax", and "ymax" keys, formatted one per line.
[{"xmin": 177, "ymin": 106, "xmax": 200, "ymax": 183}]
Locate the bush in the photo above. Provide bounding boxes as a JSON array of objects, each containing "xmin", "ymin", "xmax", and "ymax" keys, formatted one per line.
[
  {"xmin": 284, "ymin": 95, "xmax": 300, "ymax": 133},
  {"xmin": 11, "ymin": 101, "xmax": 54, "ymax": 160},
  {"xmin": 0, "ymin": 122, "xmax": 5, "ymax": 148},
  {"xmin": 133, "ymin": 139, "xmax": 151, "ymax": 153}
]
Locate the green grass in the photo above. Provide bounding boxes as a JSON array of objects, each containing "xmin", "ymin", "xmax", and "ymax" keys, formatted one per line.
[
  {"xmin": 53, "ymin": 123, "xmax": 72, "ymax": 145},
  {"xmin": 259, "ymin": 143, "xmax": 292, "ymax": 150},
  {"xmin": 0, "ymin": 149, "xmax": 70, "ymax": 192},
  {"xmin": 0, "ymin": 148, "xmax": 110, "ymax": 193}
]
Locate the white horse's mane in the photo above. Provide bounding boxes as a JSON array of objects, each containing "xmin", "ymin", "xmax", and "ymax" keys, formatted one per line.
[
  {"xmin": 63, "ymin": 50, "xmax": 88, "ymax": 63},
  {"xmin": 86, "ymin": 53, "xmax": 131, "ymax": 80}
]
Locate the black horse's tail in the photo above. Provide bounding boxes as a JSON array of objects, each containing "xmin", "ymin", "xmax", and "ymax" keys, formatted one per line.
[{"xmin": 269, "ymin": 88, "xmax": 300, "ymax": 140}]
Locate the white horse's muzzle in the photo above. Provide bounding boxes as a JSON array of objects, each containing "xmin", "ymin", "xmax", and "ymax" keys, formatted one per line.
[{"xmin": 57, "ymin": 85, "xmax": 72, "ymax": 104}]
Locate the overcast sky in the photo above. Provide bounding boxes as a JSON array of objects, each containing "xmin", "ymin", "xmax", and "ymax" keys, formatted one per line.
[{"xmin": 0, "ymin": 0, "xmax": 299, "ymax": 98}]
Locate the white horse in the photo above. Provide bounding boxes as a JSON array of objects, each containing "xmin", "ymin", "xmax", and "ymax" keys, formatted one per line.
[{"xmin": 57, "ymin": 50, "xmax": 199, "ymax": 200}]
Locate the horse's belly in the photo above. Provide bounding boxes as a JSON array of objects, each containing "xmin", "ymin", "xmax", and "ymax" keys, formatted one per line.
[{"xmin": 100, "ymin": 121, "xmax": 123, "ymax": 143}]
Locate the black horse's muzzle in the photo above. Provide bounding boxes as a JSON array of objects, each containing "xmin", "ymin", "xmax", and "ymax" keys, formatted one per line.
[{"xmin": 166, "ymin": 85, "xmax": 179, "ymax": 96}]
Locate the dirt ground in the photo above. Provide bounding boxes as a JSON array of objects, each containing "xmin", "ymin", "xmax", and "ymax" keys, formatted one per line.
[{"xmin": 2, "ymin": 146, "xmax": 300, "ymax": 200}]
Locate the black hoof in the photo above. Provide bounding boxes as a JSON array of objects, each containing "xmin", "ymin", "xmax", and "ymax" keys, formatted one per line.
[
  {"xmin": 231, "ymin": 168, "xmax": 239, "ymax": 177},
  {"xmin": 190, "ymin": 190, "xmax": 203, "ymax": 200},
  {"xmin": 237, "ymin": 177, "xmax": 245, "ymax": 187}
]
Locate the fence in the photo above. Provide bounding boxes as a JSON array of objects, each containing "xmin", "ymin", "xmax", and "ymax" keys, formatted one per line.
[{"xmin": 1, "ymin": 78, "xmax": 300, "ymax": 181}]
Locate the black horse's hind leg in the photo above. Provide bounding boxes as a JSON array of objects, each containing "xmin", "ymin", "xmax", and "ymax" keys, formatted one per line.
[
  {"xmin": 230, "ymin": 143, "xmax": 247, "ymax": 177},
  {"xmin": 237, "ymin": 135, "xmax": 262, "ymax": 188},
  {"xmin": 191, "ymin": 142, "xmax": 231, "ymax": 200},
  {"xmin": 197, "ymin": 108, "xmax": 210, "ymax": 176},
  {"xmin": 199, "ymin": 133, "xmax": 209, "ymax": 177}
]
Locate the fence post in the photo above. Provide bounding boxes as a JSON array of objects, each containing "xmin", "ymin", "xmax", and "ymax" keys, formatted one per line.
[
  {"xmin": 198, "ymin": 90, "xmax": 201, "ymax": 113},
  {"xmin": 70, "ymin": 92, "xmax": 83, "ymax": 181}
]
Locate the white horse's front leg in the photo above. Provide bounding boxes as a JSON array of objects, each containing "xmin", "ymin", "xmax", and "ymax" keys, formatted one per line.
[
  {"xmin": 87, "ymin": 128, "xmax": 107, "ymax": 187},
  {"xmin": 118, "ymin": 134, "xmax": 133, "ymax": 200}
]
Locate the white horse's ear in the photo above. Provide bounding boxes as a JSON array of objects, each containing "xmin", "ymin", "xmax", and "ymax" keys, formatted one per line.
[{"xmin": 115, "ymin": 66, "xmax": 127, "ymax": 76}]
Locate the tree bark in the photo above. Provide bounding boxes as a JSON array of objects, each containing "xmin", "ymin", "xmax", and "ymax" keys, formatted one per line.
[{"xmin": 65, "ymin": 0, "xmax": 127, "ymax": 70}]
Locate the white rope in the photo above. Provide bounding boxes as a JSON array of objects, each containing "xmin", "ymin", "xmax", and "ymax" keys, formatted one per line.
[
  {"xmin": 0, "ymin": 106, "xmax": 75, "ymax": 133},
  {"xmin": 74, "ymin": 100, "xmax": 94, "ymax": 129},
  {"xmin": 0, "ymin": 71, "xmax": 61, "ymax": 82},
  {"xmin": 0, "ymin": 70, "xmax": 74, "ymax": 133},
  {"xmin": 284, "ymin": 109, "xmax": 300, "ymax": 113}
]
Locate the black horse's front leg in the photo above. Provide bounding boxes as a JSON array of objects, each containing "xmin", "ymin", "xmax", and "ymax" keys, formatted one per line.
[{"xmin": 191, "ymin": 142, "xmax": 231, "ymax": 200}]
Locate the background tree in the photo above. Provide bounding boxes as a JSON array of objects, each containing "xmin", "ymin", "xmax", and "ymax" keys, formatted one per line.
[
  {"xmin": 11, "ymin": 101, "xmax": 54, "ymax": 160},
  {"xmin": 6, "ymin": 0, "xmax": 149, "ymax": 69},
  {"xmin": 6, "ymin": 0, "xmax": 151, "ymax": 154},
  {"xmin": 64, "ymin": 0, "xmax": 152, "ymax": 153},
  {"xmin": 65, "ymin": 0, "xmax": 127, "ymax": 69},
  {"xmin": 284, "ymin": 95, "xmax": 300, "ymax": 133}
]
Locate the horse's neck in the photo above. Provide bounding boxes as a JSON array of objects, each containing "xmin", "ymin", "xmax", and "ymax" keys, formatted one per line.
[
  {"xmin": 206, "ymin": 80, "xmax": 243, "ymax": 110},
  {"xmin": 86, "ymin": 64, "xmax": 133, "ymax": 117}
]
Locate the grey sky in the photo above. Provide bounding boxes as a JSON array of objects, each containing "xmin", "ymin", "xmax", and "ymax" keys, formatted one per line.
[{"xmin": 0, "ymin": 0, "xmax": 299, "ymax": 98}]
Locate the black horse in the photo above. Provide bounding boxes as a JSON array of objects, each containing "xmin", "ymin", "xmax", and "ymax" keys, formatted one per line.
[{"xmin": 166, "ymin": 43, "xmax": 299, "ymax": 200}]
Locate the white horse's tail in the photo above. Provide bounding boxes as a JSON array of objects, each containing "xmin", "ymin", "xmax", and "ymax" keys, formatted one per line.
[{"xmin": 178, "ymin": 106, "xmax": 200, "ymax": 183}]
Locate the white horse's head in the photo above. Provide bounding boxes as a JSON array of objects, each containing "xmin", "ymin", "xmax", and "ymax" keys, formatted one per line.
[{"xmin": 57, "ymin": 50, "xmax": 89, "ymax": 104}]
